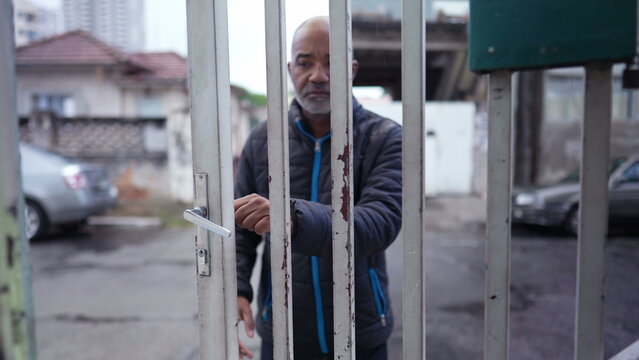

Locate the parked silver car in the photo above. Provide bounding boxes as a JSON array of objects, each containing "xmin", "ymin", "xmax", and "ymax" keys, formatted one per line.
[
  {"xmin": 20, "ymin": 144, "xmax": 118, "ymax": 239},
  {"xmin": 512, "ymin": 155, "xmax": 639, "ymax": 235}
]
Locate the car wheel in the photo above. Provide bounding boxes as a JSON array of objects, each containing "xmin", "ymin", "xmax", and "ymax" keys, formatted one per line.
[
  {"xmin": 25, "ymin": 200, "xmax": 47, "ymax": 240},
  {"xmin": 564, "ymin": 207, "xmax": 579, "ymax": 236}
]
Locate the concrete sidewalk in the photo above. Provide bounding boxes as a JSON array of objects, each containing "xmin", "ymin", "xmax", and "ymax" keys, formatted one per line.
[
  {"xmin": 31, "ymin": 195, "xmax": 639, "ymax": 359},
  {"xmin": 31, "ymin": 196, "xmax": 488, "ymax": 360}
]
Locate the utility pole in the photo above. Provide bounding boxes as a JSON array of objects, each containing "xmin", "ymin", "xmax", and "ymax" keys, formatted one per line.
[
  {"xmin": 515, "ymin": 70, "xmax": 544, "ymax": 186},
  {"xmin": 0, "ymin": 0, "xmax": 36, "ymax": 359}
]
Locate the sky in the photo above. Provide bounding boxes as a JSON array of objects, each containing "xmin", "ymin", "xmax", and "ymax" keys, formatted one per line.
[
  {"xmin": 28, "ymin": 0, "xmax": 334, "ymax": 95},
  {"xmin": 26, "ymin": 0, "xmax": 470, "ymax": 96}
]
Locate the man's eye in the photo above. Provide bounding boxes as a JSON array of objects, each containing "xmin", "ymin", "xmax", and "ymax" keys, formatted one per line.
[{"xmin": 297, "ymin": 62, "xmax": 310, "ymax": 67}]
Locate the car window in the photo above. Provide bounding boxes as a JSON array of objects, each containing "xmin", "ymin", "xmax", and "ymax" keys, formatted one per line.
[
  {"xmin": 559, "ymin": 157, "xmax": 627, "ymax": 183},
  {"xmin": 20, "ymin": 144, "xmax": 69, "ymax": 174},
  {"xmin": 622, "ymin": 162, "xmax": 639, "ymax": 183},
  {"xmin": 22, "ymin": 144, "xmax": 71, "ymax": 162}
]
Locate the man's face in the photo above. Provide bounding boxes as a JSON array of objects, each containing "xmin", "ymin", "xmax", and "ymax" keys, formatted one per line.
[{"xmin": 288, "ymin": 24, "xmax": 331, "ymax": 115}]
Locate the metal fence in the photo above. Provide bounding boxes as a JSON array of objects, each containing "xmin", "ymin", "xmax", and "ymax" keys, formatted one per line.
[
  {"xmin": 18, "ymin": 114, "xmax": 167, "ymax": 157},
  {"xmin": 183, "ymin": 0, "xmax": 428, "ymax": 358},
  {"xmin": 1, "ymin": 0, "xmax": 635, "ymax": 359},
  {"xmin": 182, "ymin": 0, "xmax": 626, "ymax": 359}
]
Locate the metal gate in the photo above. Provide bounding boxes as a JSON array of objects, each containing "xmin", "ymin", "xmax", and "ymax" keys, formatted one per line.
[
  {"xmin": 181, "ymin": 0, "xmax": 427, "ymax": 359},
  {"xmin": 1, "ymin": 0, "xmax": 638, "ymax": 359},
  {"xmin": 180, "ymin": 0, "xmax": 638, "ymax": 359}
]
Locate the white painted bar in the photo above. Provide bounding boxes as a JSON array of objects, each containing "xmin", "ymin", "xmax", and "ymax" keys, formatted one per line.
[
  {"xmin": 185, "ymin": 0, "xmax": 238, "ymax": 359},
  {"xmin": 574, "ymin": 63, "xmax": 612, "ymax": 360},
  {"xmin": 264, "ymin": 0, "xmax": 294, "ymax": 358},
  {"xmin": 485, "ymin": 70, "xmax": 513, "ymax": 360},
  {"xmin": 329, "ymin": 1, "xmax": 356, "ymax": 358},
  {"xmin": 0, "ymin": 1, "xmax": 36, "ymax": 358},
  {"xmin": 401, "ymin": 0, "xmax": 427, "ymax": 357}
]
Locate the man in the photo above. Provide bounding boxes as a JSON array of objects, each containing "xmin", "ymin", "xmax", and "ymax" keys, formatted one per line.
[{"xmin": 234, "ymin": 16, "xmax": 402, "ymax": 360}]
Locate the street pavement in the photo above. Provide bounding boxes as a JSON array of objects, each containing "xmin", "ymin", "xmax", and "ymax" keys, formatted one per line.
[{"xmin": 29, "ymin": 197, "xmax": 639, "ymax": 359}]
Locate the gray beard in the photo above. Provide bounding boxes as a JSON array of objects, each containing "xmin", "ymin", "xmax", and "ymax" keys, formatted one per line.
[{"xmin": 295, "ymin": 95, "xmax": 330, "ymax": 115}]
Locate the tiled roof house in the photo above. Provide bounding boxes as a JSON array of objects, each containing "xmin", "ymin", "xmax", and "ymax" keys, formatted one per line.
[
  {"xmin": 15, "ymin": 30, "xmax": 188, "ymax": 118},
  {"xmin": 16, "ymin": 31, "xmax": 259, "ymax": 202}
]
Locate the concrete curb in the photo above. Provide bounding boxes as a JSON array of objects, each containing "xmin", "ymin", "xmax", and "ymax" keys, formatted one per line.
[{"xmin": 88, "ymin": 216, "xmax": 163, "ymax": 227}]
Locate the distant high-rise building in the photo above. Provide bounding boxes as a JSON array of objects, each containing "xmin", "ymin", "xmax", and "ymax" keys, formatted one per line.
[
  {"xmin": 63, "ymin": 0, "xmax": 144, "ymax": 51},
  {"xmin": 13, "ymin": 0, "xmax": 58, "ymax": 46}
]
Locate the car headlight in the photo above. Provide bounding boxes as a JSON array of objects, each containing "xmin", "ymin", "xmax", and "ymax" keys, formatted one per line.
[{"xmin": 515, "ymin": 193, "xmax": 536, "ymax": 206}]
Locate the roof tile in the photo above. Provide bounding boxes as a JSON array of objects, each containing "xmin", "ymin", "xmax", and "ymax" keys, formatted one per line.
[
  {"xmin": 16, "ymin": 30, "xmax": 125, "ymax": 65},
  {"xmin": 126, "ymin": 52, "xmax": 188, "ymax": 81},
  {"xmin": 16, "ymin": 31, "xmax": 188, "ymax": 82}
]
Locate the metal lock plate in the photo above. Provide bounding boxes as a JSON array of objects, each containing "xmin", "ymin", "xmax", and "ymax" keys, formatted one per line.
[{"xmin": 197, "ymin": 248, "xmax": 210, "ymax": 276}]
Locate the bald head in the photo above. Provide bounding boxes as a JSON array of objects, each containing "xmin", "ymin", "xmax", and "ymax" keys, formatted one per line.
[
  {"xmin": 291, "ymin": 16, "xmax": 330, "ymax": 59},
  {"xmin": 287, "ymin": 16, "xmax": 359, "ymax": 123}
]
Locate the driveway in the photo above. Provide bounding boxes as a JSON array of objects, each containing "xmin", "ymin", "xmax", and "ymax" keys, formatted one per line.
[{"xmin": 29, "ymin": 197, "xmax": 639, "ymax": 359}]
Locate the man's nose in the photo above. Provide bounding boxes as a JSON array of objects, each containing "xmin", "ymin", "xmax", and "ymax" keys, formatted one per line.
[{"xmin": 309, "ymin": 64, "xmax": 329, "ymax": 83}]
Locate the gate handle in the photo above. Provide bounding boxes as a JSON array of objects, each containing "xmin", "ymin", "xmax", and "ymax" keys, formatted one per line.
[{"xmin": 183, "ymin": 207, "xmax": 232, "ymax": 238}]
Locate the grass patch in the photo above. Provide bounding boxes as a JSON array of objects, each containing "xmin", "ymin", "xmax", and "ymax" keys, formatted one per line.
[{"xmin": 109, "ymin": 199, "xmax": 190, "ymax": 228}]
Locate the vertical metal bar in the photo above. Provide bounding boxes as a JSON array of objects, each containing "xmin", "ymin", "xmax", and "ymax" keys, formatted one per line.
[
  {"xmin": 185, "ymin": 0, "xmax": 238, "ymax": 359},
  {"xmin": 485, "ymin": 70, "xmax": 513, "ymax": 360},
  {"xmin": 0, "ymin": 0, "xmax": 36, "ymax": 358},
  {"xmin": 264, "ymin": 0, "xmax": 294, "ymax": 358},
  {"xmin": 574, "ymin": 63, "xmax": 612, "ymax": 360},
  {"xmin": 329, "ymin": 1, "xmax": 355, "ymax": 359},
  {"xmin": 401, "ymin": 0, "xmax": 427, "ymax": 357}
]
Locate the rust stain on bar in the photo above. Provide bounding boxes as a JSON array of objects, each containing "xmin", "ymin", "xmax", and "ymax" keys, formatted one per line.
[
  {"xmin": 282, "ymin": 237, "xmax": 289, "ymax": 308},
  {"xmin": 7, "ymin": 236, "xmax": 15, "ymax": 267},
  {"xmin": 281, "ymin": 237, "xmax": 288, "ymax": 270},
  {"xmin": 284, "ymin": 274, "xmax": 290, "ymax": 307},
  {"xmin": 337, "ymin": 145, "xmax": 351, "ymax": 221}
]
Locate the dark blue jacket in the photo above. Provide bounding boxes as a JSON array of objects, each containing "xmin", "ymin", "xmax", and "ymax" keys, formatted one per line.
[{"xmin": 235, "ymin": 99, "xmax": 402, "ymax": 354}]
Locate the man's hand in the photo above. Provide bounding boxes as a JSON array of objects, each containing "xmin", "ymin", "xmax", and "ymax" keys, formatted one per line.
[
  {"xmin": 238, "ymin": 296, "xmax": 254, "ymax": 359},
  {"xmin": 239, "ymin": 341, "xmax": 253, "ymax": 359},
  {"xmin": 235, "ymin": 194, "xmax": 271, "ymax": 236}
]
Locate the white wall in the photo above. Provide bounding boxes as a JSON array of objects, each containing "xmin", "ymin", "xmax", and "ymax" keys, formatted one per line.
[
  {"xmin": 16, "ymin": 66, "xmax": 123, "ymax": 117},
  {"xmin": 167, "ymin": 92, "xmax": 255, "ymax": 203},
  {"xmin": 18, "ymin": 66, "xmax": 190, "ymax": 120},
  {"xmin": 167, "ymin": 110, "xmax": 193, "ymax": 203},
  {"xmin": 121, "ymin": 85, "xmax": 188, "ymax": 118},
  {"xmin": 364, "ymin": 101, "xmax": 476, "ymax": 196}
]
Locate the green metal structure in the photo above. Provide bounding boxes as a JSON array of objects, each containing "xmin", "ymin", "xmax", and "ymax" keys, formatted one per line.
[
  {"xmin": 0, "ymin": 0, "xmax": 36, "ymax": 359},
  {"xmin": 469, "ymin": 0, "xmax": 637, "ymax": 72}
]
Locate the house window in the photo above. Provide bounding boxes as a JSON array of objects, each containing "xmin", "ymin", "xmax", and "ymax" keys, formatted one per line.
[
  {"xmin": 135, "ymin": 97, "xmax": 164, "ymax": 118},
  {"xmin": 545, "ymin": 72, "xmax": 638, "ymax": 122},
  {"xmin": 612, "ymin": 77, "xmax": 636, "ymax": 121},
  {"xmin": 32, "ymin": 94, "xmax": 76, "ymax": 117},
  {"xmin": 18, "ymin": 12, "xmax": 36, "ymax": 22}
]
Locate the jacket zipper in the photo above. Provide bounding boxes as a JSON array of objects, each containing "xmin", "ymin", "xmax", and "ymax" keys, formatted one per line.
[
  {"xmin": 369, "ymin": 268, "xmax": 388, "ymax": 326},
  {"xmin": 295, "ymin": 120, "xmax": 330, "ymax": 354},
  {"xmin": 262, "ymin": 278, "xmax": 272, "ymax": 322}
]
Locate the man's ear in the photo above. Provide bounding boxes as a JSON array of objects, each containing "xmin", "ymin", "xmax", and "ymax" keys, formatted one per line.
[
  {"xmin": 352, "ymin": 60, "xmax": 359, "ymax": 79},
  {"xmin": 287, "ymin": 61, "xmax": 292, "ymax": 75}
]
